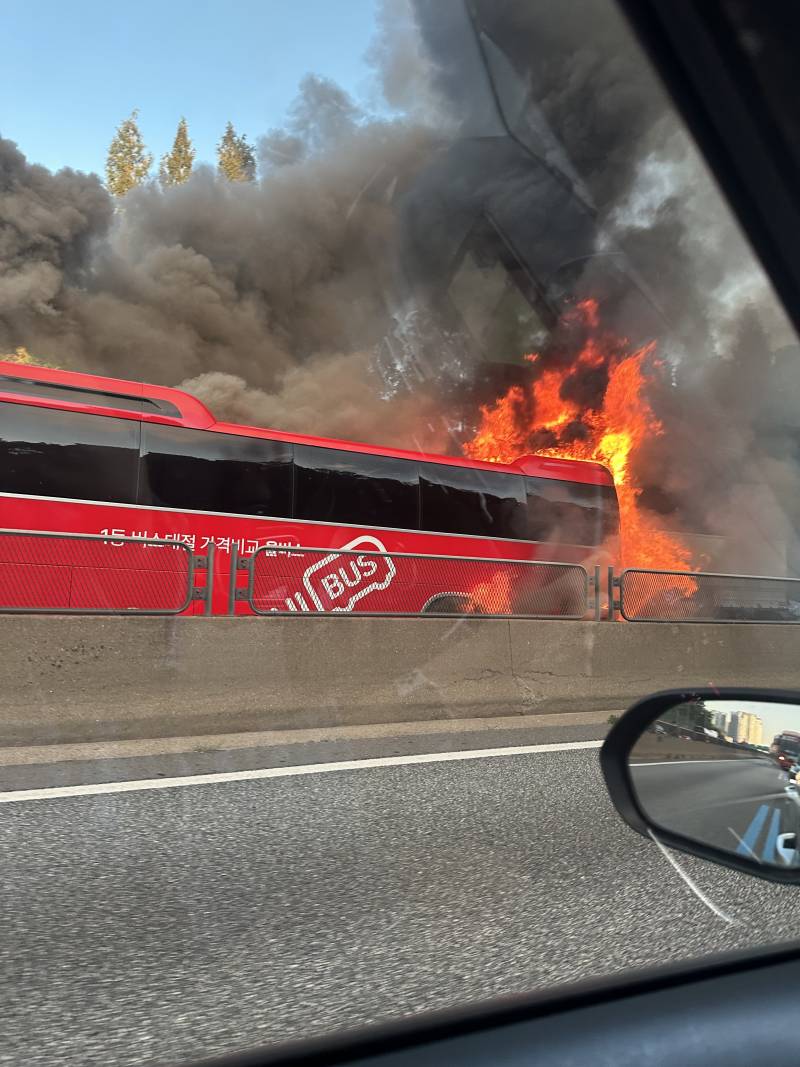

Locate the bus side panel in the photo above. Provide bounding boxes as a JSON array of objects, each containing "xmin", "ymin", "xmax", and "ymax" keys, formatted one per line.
[{"xmin": 0, "ymin": 494, "xmax": 599, "ymax": 615}]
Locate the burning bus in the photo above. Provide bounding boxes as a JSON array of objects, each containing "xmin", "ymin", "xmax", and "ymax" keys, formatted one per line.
[{"xmin": 0, "ymin": 360, "xmax": 618, "ymax": 615}]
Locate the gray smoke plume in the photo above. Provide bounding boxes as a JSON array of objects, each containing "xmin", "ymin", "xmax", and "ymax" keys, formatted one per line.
[
  {"xmin": 427, "ymin": 0, "xmax": 800, "ymax": 574},
  {"xmin": 0, "ymin": 95, "xmax": 444, "ymax": 448},
  {"xmin": 185, "ymin": 351, "xmax": 450, "ymax": 453},
  {"xmin": 2, "ymin": 0, "xmax": 800, "ymax": 573},
  {"xmin": 0, "ymin": 138, "xmax": 111, "ymax": 326},
  {"xmin": 503, "ymin": 0, "xmax": 800, "ymax": 574}
]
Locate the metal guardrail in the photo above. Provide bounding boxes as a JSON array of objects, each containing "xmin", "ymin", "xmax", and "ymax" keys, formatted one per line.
[
  {"xmin": 4, "ymin": 528, "xmax": 800, "ymax": 623},
  {"xmin": 617, "ymin": 567, "xmax": 800, "ymax": 623},
  {"xmin": 233, "ymin": 544, "xmax": 592, "ymax": 618},
  {"xmin": 0, "ymin": 529, "xmax": 214, "ymax": 615}
]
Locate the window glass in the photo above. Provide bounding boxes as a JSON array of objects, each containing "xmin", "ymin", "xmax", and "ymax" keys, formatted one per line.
[
  {"xmin": 526, "ymin": 478, "xmax": 619, "ymax": 546},
  {"xmin": 421, "ymin": 463, "xmax": 526, "ymax": 539},
  {"xmin": 8, "ymin": 0, "xmax": 800, "ymax": 1061},
  {"xmin": 294, "ymin": 445, "xmax": 419, "ymax": 529},
  {"xmin": 0, "ymin": 401, "xmax": 139, "ymax": 503},
  {"xmin": 141, "ymin": 425, "xmax": 293, "ymax": 516},
  {"xmin": 447, "ymin": 220, "xmax": 555, "ymax": 365}
]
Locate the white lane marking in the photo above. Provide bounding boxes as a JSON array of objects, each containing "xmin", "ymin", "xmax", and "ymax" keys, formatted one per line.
[
  {"xmin": 0, "ymin": 740, "xmax": 603, "ymax": 805},
  {"xmin": 727, "ymin": 827, "xmax": 760, "ymax": 862},
  {"xmin": 632, "ymin": 759, "xmax": 757, "ymax": 768},
  {"xmin": 647, "ymin": 829, "xmax": 739, "ymax": 926}
]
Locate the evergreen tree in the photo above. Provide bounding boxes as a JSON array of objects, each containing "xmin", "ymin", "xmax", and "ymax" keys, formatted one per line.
[
  {"xmin": 159, "ymin": 117, "xmax": 195, "ymax": 187},
  {"xmin": 105, "ymin": 110, "xmax": 152, "ymax": 196},
  {"xmin": 217, "ymin": 121, "xmax": 256, "ymax": 182}
]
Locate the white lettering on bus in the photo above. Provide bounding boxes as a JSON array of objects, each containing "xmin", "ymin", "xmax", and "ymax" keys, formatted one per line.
[
  {"xmin": 300, "ymin": 536, "xmax": 396, "ymax": 612},
  {"xmin": 321, "ymin": 573, "xmax": 346, "ymax": 600},
  {"xmin": 99, "ymin": 527, "xmax": 302, "ymax": 556}
]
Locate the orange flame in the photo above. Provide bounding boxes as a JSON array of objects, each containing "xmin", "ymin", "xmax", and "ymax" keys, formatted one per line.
[
  {"xmin": 467, "ymin": 575, "xmax": 513, "ymax": 615},
  {"xmin": 464, "ymin": 300, "xmax": 693, "ymax": 571}
]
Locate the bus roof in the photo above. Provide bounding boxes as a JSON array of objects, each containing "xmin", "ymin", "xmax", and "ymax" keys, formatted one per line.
[{"xmin": 0, "ymin": 360, "xmax": 614, "ymax": 486}]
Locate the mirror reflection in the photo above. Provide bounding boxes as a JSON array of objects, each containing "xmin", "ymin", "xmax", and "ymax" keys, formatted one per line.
[{"xmin": 629, "ymin": 699, "xmax": 800, "ymax": 867}]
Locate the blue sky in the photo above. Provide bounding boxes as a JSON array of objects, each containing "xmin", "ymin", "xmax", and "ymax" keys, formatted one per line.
[{"xmin": 3, "ymin": 0, "xmax": 379, "ymax": 177}]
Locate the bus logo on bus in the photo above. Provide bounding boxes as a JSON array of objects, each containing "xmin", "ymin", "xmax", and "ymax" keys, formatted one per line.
[{"xmin": 282, "ymin": 535, "xmax": 396, "ymax": 612}]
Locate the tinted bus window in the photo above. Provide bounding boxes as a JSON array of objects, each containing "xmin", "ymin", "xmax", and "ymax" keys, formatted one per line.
[
  {"xmin": 140, "ymin": 425, "xmax": 293, "ymax": 517},
  {"xmin": 526, "ymin": 478, "xmax": 618, "ymax": 546},
  {"xmin": 0, "ymin": 401, "xmax": 139, "ymax": 503},
  {"xmin": 420, "ymin": 464, "xmax": 526, "ymax": 539},
  {"xmin": 294, "ymin": 445, "xmax": 419, "ymax": 529}
]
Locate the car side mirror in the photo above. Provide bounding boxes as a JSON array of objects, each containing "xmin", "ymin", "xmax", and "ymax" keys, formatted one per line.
[{"xmin": 600, "ymin": 688, "xmax": 800, "ymax": 884}]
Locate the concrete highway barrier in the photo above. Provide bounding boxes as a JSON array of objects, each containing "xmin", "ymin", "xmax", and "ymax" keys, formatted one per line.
[{"xmin": 1, "ymin": 616, "xmax": 800, "ymax": 745}]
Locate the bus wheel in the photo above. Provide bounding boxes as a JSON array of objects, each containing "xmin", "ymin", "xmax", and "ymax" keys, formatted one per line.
[{"xmin": 421, "ymin": 593, "xmax": 479, "ymax": 615}]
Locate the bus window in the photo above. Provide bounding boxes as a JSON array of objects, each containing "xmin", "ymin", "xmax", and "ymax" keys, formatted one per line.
[
  {"xmin": 0, "ymin": 401, "xmax": 139, "ymax": 504},
  {"xmin": 420, "ymin": 463, "xmax": 526, "ymax": 539},
  {"xmin": 526, "ymin": 478, "xmax": 618, "ymax": 546},
  {"xmin": 140, "ymin": 425, "xmax": 293, "ymax": 517},
  {"xmin": 294, "ymin": 446, "xmax": 419, "ymax": 530}
]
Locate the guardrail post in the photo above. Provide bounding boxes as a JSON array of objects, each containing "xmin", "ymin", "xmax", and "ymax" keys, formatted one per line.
[
  {"xmin": 192, "ymin": 542, "xmax": 216, "ymax": 615},
  {"xmin": 204, "ymin": 541, "xmax": 216, "ymax": 616},
  {"xmin": 235, "ymin": 551, "xmax": 254, "ymax": 612},
  {"xmin": 227, "ymin": 542, "xmax": 239, "ymax": 616},
  {"xmin": 593, "ymin": 565, "xmax": 601, "ymax": 622},
  {"xmin": 227, "ymin": 544, "xmax": 255, "ymax": 615},
  {"xmin": 607, "ymin": 566, "xmax": 617, "ymax": 621}
]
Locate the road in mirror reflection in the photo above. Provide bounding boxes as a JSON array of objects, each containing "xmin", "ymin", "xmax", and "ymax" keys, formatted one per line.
[{"xmin": 630, "ymin": 699, "xmax": 800, "ymax": 867}]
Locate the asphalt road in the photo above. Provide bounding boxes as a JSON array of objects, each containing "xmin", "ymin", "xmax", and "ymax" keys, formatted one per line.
[
  {"xmin": 3, "ymin": 737, "xmax": 800, "ymax": 1067},
  {"xmin": 631, "ymin": 758, "xmax": 800, "ymax": 863}
]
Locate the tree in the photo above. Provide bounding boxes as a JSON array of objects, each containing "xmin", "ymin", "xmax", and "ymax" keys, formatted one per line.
[
  {"xmin": 105, "ymin": 110, "xmax": 152, "ymax": 196},
  {"xmin": 159, "ymin": 117, "xmax": 195, "ymax": 187},
  {"xmin": 217, "ymin": 121, "xmax": 256, "ymax": 182},
  {"xmin": 692, "ymin": 701, "xmax": 714, "ymax": 731},
  {"xmin": 670, "ymin": 699, "xmax": 714, "ymax": 732}
]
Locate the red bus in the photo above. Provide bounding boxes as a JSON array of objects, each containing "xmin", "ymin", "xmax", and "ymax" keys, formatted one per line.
[{"xmin": 0, "ymin": 361, "xmax": 619, "ymax": 615}]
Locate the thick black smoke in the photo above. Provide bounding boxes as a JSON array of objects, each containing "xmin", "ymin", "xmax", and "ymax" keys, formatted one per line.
[
  {"xmin": 421, "ymin": 0, "xmax": 800, "ymax": 573},
  {"xmin": 2, "ymin": 0, "xmax": 800, "ymax": 572},
  {"xmin": 0, "ymin": 139, "xmax": 111, "ymax": 332}
]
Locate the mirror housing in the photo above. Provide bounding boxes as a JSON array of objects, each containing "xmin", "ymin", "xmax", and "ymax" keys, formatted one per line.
[{"xmin": 601, "ymin": 688, "xmax": 800, "ymax": 884}]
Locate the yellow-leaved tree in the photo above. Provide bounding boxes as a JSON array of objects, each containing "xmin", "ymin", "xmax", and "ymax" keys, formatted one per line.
[
  {"xmin": 159, "ymin": 117, "xmax": 195, "ymax": 187},
  {"xmin": 106, "ymin": 109, "xmax": 152, "ymax": 197},
  {"xmin": 217, "ymin": 122, "xmax": 256, "ymax": 182}
]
